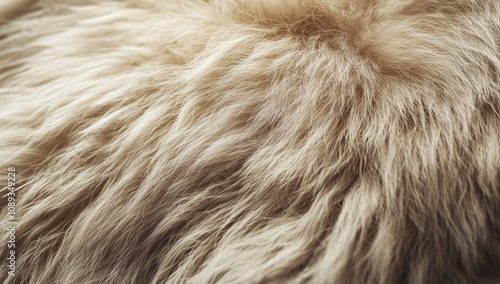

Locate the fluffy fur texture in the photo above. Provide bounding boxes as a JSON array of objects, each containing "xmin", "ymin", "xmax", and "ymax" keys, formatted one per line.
[{"xmin": 0, "ymin": 0, "xmax": 499, "ymax": 283}]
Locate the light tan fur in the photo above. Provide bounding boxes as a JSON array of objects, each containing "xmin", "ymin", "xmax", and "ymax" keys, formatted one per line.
[{"xmin": 0, "ymin": 0, "xmax": 499, "ymax": 283}]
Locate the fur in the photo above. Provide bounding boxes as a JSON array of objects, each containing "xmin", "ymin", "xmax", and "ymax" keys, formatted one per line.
[{"xmin": 0, "ymin": 0, "xmax": 499, "ymax": 283}]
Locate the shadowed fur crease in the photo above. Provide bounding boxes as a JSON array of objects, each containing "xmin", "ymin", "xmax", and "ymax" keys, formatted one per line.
[{"xmin": 0, "ymin": 0, "xmax": 499, "ymax": 283}]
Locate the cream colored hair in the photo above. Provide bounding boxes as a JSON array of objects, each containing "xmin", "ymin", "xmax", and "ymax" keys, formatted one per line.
[{"xmin": 0, "ymin": 0, "xmax": 499, "ymax": 283}]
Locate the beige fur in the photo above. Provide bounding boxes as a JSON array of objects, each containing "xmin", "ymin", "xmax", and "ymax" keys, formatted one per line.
[{"xmin": 0, "ymin": 0, "xmax": 499, "ymax": 283}]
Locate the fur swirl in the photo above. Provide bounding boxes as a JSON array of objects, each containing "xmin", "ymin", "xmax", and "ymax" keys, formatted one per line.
[{"xmin": 0, "ymin": 0, "xmax": 499, "ymax": 283}]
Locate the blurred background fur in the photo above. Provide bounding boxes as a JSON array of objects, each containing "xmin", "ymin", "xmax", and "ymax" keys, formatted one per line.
[{"xmin": 0, "ymin": 0, "xmax": 499, "ymax": 283}]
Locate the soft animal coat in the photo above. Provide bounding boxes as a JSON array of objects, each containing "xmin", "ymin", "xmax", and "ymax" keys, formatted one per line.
[{"xmin": 0, "ymin": 0, "xmax": 499, "ymax": 283}]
